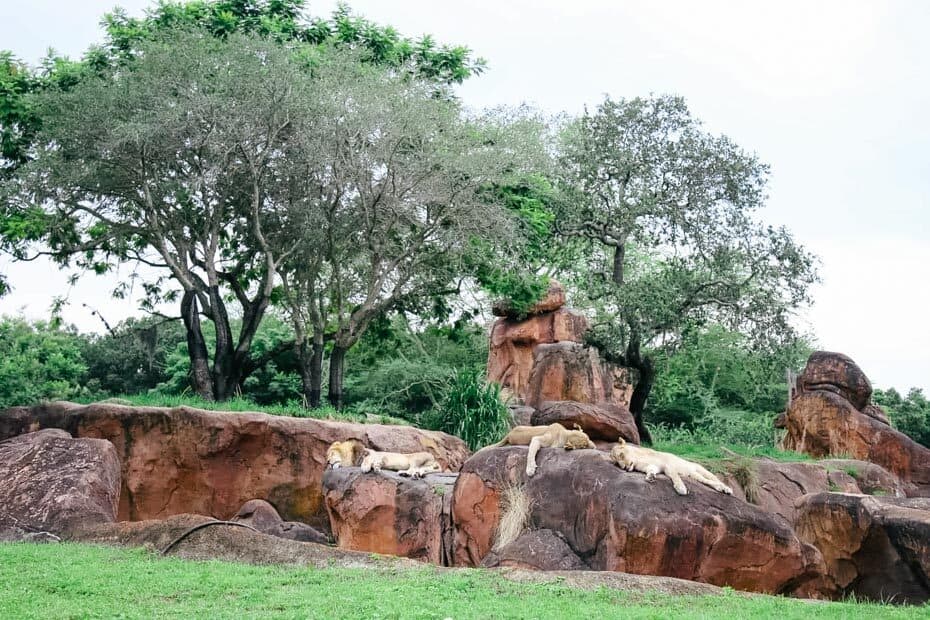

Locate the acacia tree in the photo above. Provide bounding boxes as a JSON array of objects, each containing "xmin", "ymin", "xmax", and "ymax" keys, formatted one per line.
[
  {"xmin": 3, "ymin": 31, "xmax": 317, "ymax": 400},
  {"xmin": 277, "ymin": 56, "xmax": 548, "ymax": 408},
  {"xmin": 0, "ymin": 1, "xmax": 484, "ymax": 401},
  {"xmin": 557, "ymin": 95, "xmax": 818, "ymax": 443}
]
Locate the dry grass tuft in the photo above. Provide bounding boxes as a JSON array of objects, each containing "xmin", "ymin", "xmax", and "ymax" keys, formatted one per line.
[{"xmin": 492, "ymin": 483, "xmax": 534, "ymax": 551}]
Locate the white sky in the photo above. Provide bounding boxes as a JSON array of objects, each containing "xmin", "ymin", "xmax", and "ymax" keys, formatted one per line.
[{"xmin": 0, "ymin": 0, "xmax": 927, "ymax": 393}]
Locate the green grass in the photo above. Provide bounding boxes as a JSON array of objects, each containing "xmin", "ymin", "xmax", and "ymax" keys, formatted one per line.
[
  {"xmin": 652, "ymin": 439, "xmax": 812, "ymax": 464},
  {"xmin": 1, "ymin": 544, "xmax": 926, "ymax": 620},
  {"xmin": 75, "ymin": 393, "xmax": 411, "ymax": 426}
]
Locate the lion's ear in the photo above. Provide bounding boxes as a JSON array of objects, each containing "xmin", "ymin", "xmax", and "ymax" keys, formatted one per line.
[
  {"xmin": 617, "ymin": 437, "xmax": 626, "ymax": 446},
  {"xmin": 572, "ymin": 423, "xmax": 583, "ymax": 431}
]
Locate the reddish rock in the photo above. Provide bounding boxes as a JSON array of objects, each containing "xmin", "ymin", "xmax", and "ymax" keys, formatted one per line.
[
  {"xmin": 232, "ymin": 499, "xmax": 329, "ymax": 544},
  {"xmin": 452, "ymin": 447, "xmax": 824, "ymax": 594},
  {"xmin": 861, "ymin": 403, "xmax": 891, "ymax": 426},
  {"xmin": 525, "ymin": 342, "xmax": 633, "ymax": 410},
  {"xmin": 0, "ymin": 402, "xmax": 468, "ymax": 530},
  {"xmin": 487, "ymin": 309, "xmax": 589, "ymax": 402},
  {"xmin": 798, "ymin": 351, "xmax": 872, "ymax": 411},
  {"xmin": 782, "ymin": 391, "xmax": 930, "ymax": 494},
  {"xmin": 0, "ymin": 429, "xmax": 120, "ymax": 536},
  {"xmin": 508, "ymin": 405, "xmax": 536, "ymax": 427},
  {"xmin": 492, "ymin": 280, "xmax": 566, "ymax": 318},
  {"xmin": 795, "ymin": 493, "xmax": 930, "ymax": 604},
  {"xmin": 481, "ymin": 529, "xmax": 587, "ymax": 571},
  {"xmin": 323, "ymin": 469, "xmax": 456, "ymax": 565},
  {"xmin": 532, "ymin": 400, "xmax": 639, "ymax": 443},
  {"xmin": 721, "ymin": 459, "xmax": 907, "ymax": 527}
]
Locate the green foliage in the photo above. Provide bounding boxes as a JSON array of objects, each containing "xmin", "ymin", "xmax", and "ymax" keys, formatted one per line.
[
  {"xmin": 2, "ymin": 544, "xmax": 926, "ymax": 619},
  {"xmin": 341, "ymin": 317, "xmax": 487, "ymax": 419},
  {"xmin": 0, "ymin": 316, "xmax": 88, "ymax": 407},
  {"xmin": 647, "ymin": 325, "xmax": 811, "ymax": 427},
  {"xmin": 80, "ymin": 317, "xmax": 187, "ymax": 397},
  {"xmin": 874, "ymin": 387, "xmax": 930, "ymax": 448},
  {"xmin": 651, "ymin": 419, "xmax": 807, "ymax": 463},
  {"xmin": 422, "ymin": 369, "xmax": 510, "ymax": 451}
]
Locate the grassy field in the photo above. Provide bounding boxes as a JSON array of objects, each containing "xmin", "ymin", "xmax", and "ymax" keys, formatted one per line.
[{"xmin": 1, "ymin": 543, "xmax": 927, "ymax": 619}]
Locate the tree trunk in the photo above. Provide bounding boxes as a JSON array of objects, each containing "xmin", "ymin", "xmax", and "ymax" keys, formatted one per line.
[
  {"xmin": 180, "ymin": 291, "xmax": 214, "ymax": 401},
  {"xmin": 612, "ymin": 242, "xmax": 626, "ymax": 285},
  {"xmin": 624, "ymin": 334, "xmax": 654, "ymax": 445},
  {"xmin": 296, "ymin": 336, "xmax": 325, "ymax": 409},
  {"xmin": 207, "ymin": 284, "xmax": 239, "ymax": 401},
  {"xmin": 327, "ymin": 344, "xmax": 347, "ymax": 409}
]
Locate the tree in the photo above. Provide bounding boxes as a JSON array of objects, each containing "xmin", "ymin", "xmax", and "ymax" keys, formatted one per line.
[
  {"xmin": 557, "ymin": 95, "xmax": 818, "ymax": 443},
  {"xmin": 276, "ymin": 54, "xmax": 548, "ymax": 407},
  {"xmin": 0, "ymin": 1, "xmax": 484, "ymax": 401}
]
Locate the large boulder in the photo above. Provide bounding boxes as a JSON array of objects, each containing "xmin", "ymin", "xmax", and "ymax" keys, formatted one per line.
[
  {"xmin": 0, "ymin": 429, "xmax": 120, "ymax": 537},
  {"xmin": 481, "ymin": 529, "xmax": 587, "ymax": 571},
  {"xmin": 782, "ymin": 391, "xmax": 930, "ymax": 494},
  {"xmin": 0, "ymin": 402, "xmax": 469, "ymax": 530},
  {"xmin": 232, "ymin": 499, "xmax": 329, "ymax": 544},
  {"xmin": 795, "ymin": 493, "xmax": 930, "ymax": 604},
  {"xmin": 524, "ymin": 342, "xmax": 633, "ymax": 410},
  {"xmin": 487, "ymin": 309, "xmax": 589, "ymax": 402},
  {"xmin": 452, "ymin": 447, "xmax": 824, "ymax": 594},
  {"xmin": 721, "ymin": 458, "xmax": 907, "ymax": 527},
  {"xmin": 532, "ymin": 400, "xmax": 639, "ymax": 443},
  {"xmin": 798, "ymin": 351, "xmax": 872, "ymax": 411},
  {"xmin": 323, "ymin": 468, "xmax": 457, "ymax": 565}
]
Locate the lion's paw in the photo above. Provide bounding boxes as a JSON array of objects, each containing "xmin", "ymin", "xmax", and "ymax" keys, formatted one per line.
[{"xmin": 721, "ymin": 486, "xmax": 733, "ymax": 495}]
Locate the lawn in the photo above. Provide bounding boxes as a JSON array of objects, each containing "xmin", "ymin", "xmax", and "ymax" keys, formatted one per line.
[{"xmin": 1, "ymin": 543, "xmax": 926, "ymax": 619}]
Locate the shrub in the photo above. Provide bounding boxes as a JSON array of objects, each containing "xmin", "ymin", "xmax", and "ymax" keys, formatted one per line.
[
  {"xmin": 422, "ymin": 369, "xmax": 510, "ymax": 451},
  {"xmin": 0, "ymin": 316, "xmax": 89, "ymax": 407}
]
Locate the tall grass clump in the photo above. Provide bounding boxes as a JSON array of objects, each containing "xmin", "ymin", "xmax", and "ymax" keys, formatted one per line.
[{"xmin": 423, "ymin": 369, "xmax": 510, "ymax": 450}]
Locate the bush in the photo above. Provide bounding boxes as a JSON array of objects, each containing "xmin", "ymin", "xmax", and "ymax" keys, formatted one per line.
[
  {"xmin": 874, "ymin": 388, "xmax": 930, "ymax": 448},
  {"xmin": 422, "ymin": 369, "xmax": 510, "ymax": 451},
  {"xmin": 0, "ymin": 316, "xmax": 89, "ymax": 407}
]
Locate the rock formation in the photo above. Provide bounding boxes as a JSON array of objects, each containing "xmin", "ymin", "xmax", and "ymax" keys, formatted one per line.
[
  {"xmin": 487, "ymin": 280, "xmax": 635, "ymax": 443},
  {"xmin": 481, "ymin": 529, "xmax": 587, "ymax": 571},
  {"xmin": 0, "ymin": 401, "xmax": 468, "ymax": 530},
  {"xmin": 452, "ymin": 446, "xmax": 824, "ymax": 594},
  {"xmin": 0, "ymin": 429, "xmax": 121, "ymax": 539},
  {"xmin": 323, "ymin": 468, "xmax": 456, "ymax": 565},
  {"xmin": 795, "ymin": 493, "xmax": 930, "ymax": 604},
  {"xmin": 531, "ymin": 400, "xmax": 638, "ymax": 443},
  {"xmin": 780, "ymin": 351, "xmax": 930, "ymax": 494},
  {"xmin": 232, "ymin": 499, "xmax": 330, "ymax": 544}
]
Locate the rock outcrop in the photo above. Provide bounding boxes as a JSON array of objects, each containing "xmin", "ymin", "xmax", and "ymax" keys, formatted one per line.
[
  {"xmin": 524, "ymin": 342, "xmax": 634, "ymax": 412},
  {"xmin": 795, "ymin": 493, "xmax": 930, "ymax": 604},
  {"xmin": 531, "ymin": 400, "xmax": 638, "ymax": 443},
  {"xmin": 232, "ymin": 499, "xmax": 330, "ymax": 544},
  {"xmin": 0, "ymin": 401, "xmax": 468, "ymax": 530},
  {"xmin": 486, "ymin": 280, "xmax": 634, "ymax": 418},
  {"xmin": 452, "ymin": 446, "xmax": 824, "ymax": 594},
  {"xmin": 0, "ymin": 429, "xmax": 120, "ymax": 538},
  {"xmin": 481, "ymin": 529, "xmax": 587, "ymax": 571},
  {"xmin": 781, "ymin": 352, "xmax": 930, "ymax": 495},
  {"xmin": 721, "ymin": 458, "xmax": 907, "ymax": 527},
  {"xmin": 323, "ymin": 468, "xmax": 457, "ymax": 565}
]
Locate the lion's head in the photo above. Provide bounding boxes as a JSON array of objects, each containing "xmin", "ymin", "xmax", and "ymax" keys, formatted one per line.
[
  {"xmin": 563, "ymin": 429, "xmax": 595, "ymax": 450},
  {"xmin": 326, "ymin": 440, "xmax": 365, "ymax": 469},
  {"xmin": 610, "ymin": 439, "xmax": 631, "ymax": 467}
]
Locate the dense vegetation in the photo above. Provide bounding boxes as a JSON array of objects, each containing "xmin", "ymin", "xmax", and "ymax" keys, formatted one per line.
[
  {"xmin": 1, "ymin": 0, "xmax": 923, "ymax": 453},
  {"xmin": 2, "ymin": 544, "xmax": 927, "ymax": 619}
]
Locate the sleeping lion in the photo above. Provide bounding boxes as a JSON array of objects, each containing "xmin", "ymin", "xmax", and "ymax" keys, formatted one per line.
[
  {"xmin": 486, "ymin": 423, "xmax": 596, "ymax": 477},
  {"xmin": 326, "ymin": 440, "xmax": 366, "ymax": 469},
  {"xmin": 360, "ymin": 449, "xmax": 441, "ymax": 478},
  {"xmin": 610, "ymin": 438, "xmax": 733, "ymax": 496}
]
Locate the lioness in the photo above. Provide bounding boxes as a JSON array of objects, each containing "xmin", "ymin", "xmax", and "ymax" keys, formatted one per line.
[
  {"xmin": 326, "ymin": 440, "xmax": 366, "ymax": 469},
  {"xmin": 610, "ymin": 438, "xmax": 733, "ymax": 496},
  {"xmin": 360, "ymin": 449, "xmax": 441, "ymax": 478},
  {"xmin": 487, "ymin": 423, "xmax": 596, "ymax": 477}
]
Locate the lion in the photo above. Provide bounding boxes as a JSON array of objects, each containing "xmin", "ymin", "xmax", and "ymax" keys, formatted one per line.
[
  {"xmin": 609, "ymin": 438, "xmax": 733, "ymax": 496},
  {"xmin": 359, "ymin": 449, "xmax": 441, "ymax": 478},
  {"xmin": 485, "ymin": 423, "xmax": 596, "ymax": 477},
  {"xmin": 326, "ymin": 440, "xmax": 366, "ymax": 469}
]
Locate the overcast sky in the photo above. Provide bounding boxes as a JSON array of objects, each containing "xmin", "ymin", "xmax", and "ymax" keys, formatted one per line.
[{"xmin": 0, "ymin": 0, "xmax": 927, "ymax": 393}]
